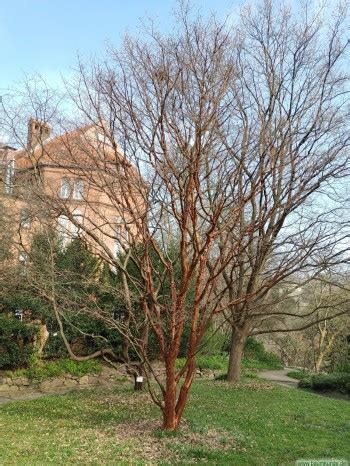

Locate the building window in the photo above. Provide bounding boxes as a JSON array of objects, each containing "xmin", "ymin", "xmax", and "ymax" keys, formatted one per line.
[
  {"xmin": 113, "ymin": 242, "xmax": 120, "ymax": 258},
  {"xmin": 20, "ymin": 208, "xmax": 31, "ymax": 229},
  {"xmin": 73, "ymin": 179, "xmax": 84, "ymax": 200},
  {"xmin": 114, "ymin": 217, "xmax": 129, "ymax": 256},
  {"xmin": 58, "ymin": 215, "xmax": 70, "ymax": 246},
  {"xmin": 60, "ymin": 177, "xmax": 71, "ymax": 199},
  {"xmin": 72, "ymin": 210, "xmax": 83, "ymax": 237},
  {"xmin": 114, "ymin": 217, "xmax": 123, "ymax": 256},
  {"xmin": 4, "ymin": 159, "xmax": 15, "ymax": 194},
  {"xmin": 115, "ymin": 217, "xmax": 123, "ymax": 236}
]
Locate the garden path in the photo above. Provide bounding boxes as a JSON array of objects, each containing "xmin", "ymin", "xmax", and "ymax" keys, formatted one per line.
[{"xmin": 258, "ymin": 369, "xmax": 298, "ymax": 388}]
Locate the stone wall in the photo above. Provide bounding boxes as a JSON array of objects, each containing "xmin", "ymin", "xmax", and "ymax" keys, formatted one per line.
[
  {"xmin": 0, "ymin": 365, "xmax": 219, "ymax": 397},
  {"xmin": 0, "ymin": 367, "xmax": 127, "ymax": 395}
]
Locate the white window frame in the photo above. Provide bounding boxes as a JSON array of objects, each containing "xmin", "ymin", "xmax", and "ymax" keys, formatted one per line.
[
  {"xmin": 60, "ymin": 177, "xmax": 71, "ymax": 199},
  {"xmin": 73, "ymin": 179, "xmax": 84, "ymax": 200},
  {"xmin": 71, "ymin": 210, "xmax": 83, "ymax": 238},
  {"xmin": 114, "ymin": 216, "xmax": 130, "ymax": 256},
  {"xmin": 114, "ymin": 216, "xmax": 123, "ymax": 256},
  {"xmin": 58, "ymin": 215, "xmax": 70, "ymax": 246}
]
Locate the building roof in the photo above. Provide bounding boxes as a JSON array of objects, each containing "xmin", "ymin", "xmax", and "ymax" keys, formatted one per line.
[
  {"xmin": 0, "ymin": 144, "xmax": 16, "ymax": 151},
  {"xmin": 14, "ymin": 124, "xmax": 128, "ymax": 172}
]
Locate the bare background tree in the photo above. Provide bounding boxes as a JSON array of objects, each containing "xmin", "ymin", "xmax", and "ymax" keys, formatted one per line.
[
  {"xmin": 211, "ymin": 0, "xmax": 350, "ymax": 381},
  {"xmin": 269, "ymin": 278, "xmax": 350, "ymax": 372}
]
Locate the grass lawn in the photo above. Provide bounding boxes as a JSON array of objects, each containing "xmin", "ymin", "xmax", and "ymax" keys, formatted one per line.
[{"xmin": 0, "ymin": 379, "xmax": 349, "ymax": 465}]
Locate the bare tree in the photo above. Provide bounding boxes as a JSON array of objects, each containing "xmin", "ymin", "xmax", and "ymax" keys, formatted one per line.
[
  {"xmin": 300, "ymin": 280, "xmax": 350, "ymax": 372},
  {"xmin": 211, "ymin": 0, "xmax": 350, "ymax": 381},
  {"xmin": 3, "ymin": 12, "xmax": 254, "ymax": 430},
  {"xmin": 269, "ymin": 279, "xmax": 350, "ymax": 371},
  {"xmin": 3, "ymin": 0, "xmax": 350, "ymax": 429}
]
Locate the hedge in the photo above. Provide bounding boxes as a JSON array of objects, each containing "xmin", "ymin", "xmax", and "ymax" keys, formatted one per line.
[
  {"xmin": 298, "ymin": 372, "xmax": 350, "ymax": 394},
  {"xmin": 0, "ymin": 315, "xmax": 38, "ymax": 369}
]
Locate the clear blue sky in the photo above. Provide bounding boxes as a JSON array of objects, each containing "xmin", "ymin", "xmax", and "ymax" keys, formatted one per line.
[{"xmin": 0, "ymin": 0, "xmax": 237, "ymax": 91}]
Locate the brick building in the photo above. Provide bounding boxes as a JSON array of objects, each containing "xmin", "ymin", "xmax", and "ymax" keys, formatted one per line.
[{"xmin": 0, "ymin": 119, "xmax": 137, "ymax": 262}]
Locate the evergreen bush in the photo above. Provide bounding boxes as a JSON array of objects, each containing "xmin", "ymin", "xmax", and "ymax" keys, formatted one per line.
[
  {"xmin": 0, "ymin": 315, "xmax": 38, "ymax": 369},
  {"xmin": 298, "ymin": 373, "xmax": 350, "ymax": 394}
]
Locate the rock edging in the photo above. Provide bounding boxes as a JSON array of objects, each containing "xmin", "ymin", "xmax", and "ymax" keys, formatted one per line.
[{"xmin": 0, "ymin": 368, "xmax": 126, "ymax": 395}]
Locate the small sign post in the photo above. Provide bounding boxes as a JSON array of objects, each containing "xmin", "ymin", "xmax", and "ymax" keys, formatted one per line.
[
  {"xmin": 14, "ymin": 310, "xmax": 23, "ymax": 321},
  {"xmin": 134, "ymin": 375, "xmax": 144, "ymax": 391}
]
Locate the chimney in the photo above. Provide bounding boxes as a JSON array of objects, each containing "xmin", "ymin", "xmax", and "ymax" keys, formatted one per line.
[{"xmin": 27, "ymin": 118, "xmax": 51, "ymax": 150}]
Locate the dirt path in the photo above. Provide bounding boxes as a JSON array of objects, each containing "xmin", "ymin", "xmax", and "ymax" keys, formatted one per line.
[
  {"xmin": 0, "ymin": 396, "xmax": 12, "ymax": 404},
  {"xmin": 0, "ymin": 392, "xmax": 47, "ymax": 405},
  {"xmin": 258, "ymin": 369, "xmax": 299, "ymax": 388},
  {"xmin": 0, "ymin": 388, "xmax": 76, "ymax": 405}
]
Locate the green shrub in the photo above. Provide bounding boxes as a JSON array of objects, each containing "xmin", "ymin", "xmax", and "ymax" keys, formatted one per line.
[
  {"xmin": 177, "ymin": 325, "xmax": 230, "ymax": 359},
  {"xmin": 243, "ymin": 370, "xmax": 258, "ymax": 379},
  {"xmin": 287, "ymin": 370, "xmax": 310, "ymax": 380},
  {"xmin": 196, "ymin": 328, "xmax": 230, "ymax": 357},
  {"xmin": 298, "ymin": 377, "xmax": 312, "ymax": 389},
  {"xmin": 334, "ymin": 362, "xmax": 350, "ymax": 374},
  {"xmin": 2, "ymin": 236, "xmax": 127, "ymax": 361},
  {"xmin": 214, "ymin": 373, "xmax": 228, "ymax": 381},
  {"xmin": 43, "ymin": 316, "xmax": 125, "ymax": 360},
  {"xmin": 243, "ymin": 337, "xmax": 282, "ymax": 369},
  {"xmin": 311, "ymin": 373, "xmax": 350, "ymax": 394},
  {"xmin": 176, "ymin": 355, "xmax": 228, "ymax": 371},
  {"xmin": 7, "ymin": 358, "xmax": 102, "ymax": 381},
  {"xmin": 214, "ymin": 369, "xmax": 258, "ymax": 381},
  {"xmin": 244, "ymin": 337, "xmax": 265, "ymax": 358},
  {"xmin": 196, "ymin": 355, "xmax": 228, "ymax": 370},
  {"xmin": 175, "ymin": 338, "xmax": 282, "ymax": 373},
  {"xmin": 298, "ymin": 373, "xmax": 350, "ymax": 394},
  {"xmin": 0, "ymin": 316, "xmax": 38, "ymax": 369},
  {"xmin": 241, "ymin": 356, "xmax": 282, "ymax": 371}
]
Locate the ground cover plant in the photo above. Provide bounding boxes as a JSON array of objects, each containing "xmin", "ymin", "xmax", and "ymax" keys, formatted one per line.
[
  {"xmin": 0, "ymin": 378, "xmax": 349, "ymax": 465},
  {"xmin": 176, "ymin": 337, "xmax": 283, "ymax": 374},
  {"xmin": 4, "ymin": 359, "xmax": 102, "ymax": 382}
]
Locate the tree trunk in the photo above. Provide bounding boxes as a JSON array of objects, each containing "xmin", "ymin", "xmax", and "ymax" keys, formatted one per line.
[
  {"xmin": 162, "ymin": 360, "xmax": 196, "ymax": 431},
  {"xmin": 121, "ymin": 336, "xmax": 130, "ymax": 363},
  {"xmin": 121, "ymin": 265, "xmax": 132, "ymax": 363},
  {"xmin": 227, "ymin": 325, "xmax": 249, "ymax": 383},
  {"xmin": 32, "ymin": 321, "xmax": 49, "ymax": 356},
  {"xmin": 140, "ymin": 321, "xmax": 149, "ymax": 355},
  {"xmin": 162, "ymin": 358, "xmax": 178, "ymax": 430},
  {"xmin": 162, "ymin": 395, "xmax": 178, "ymax": 430},
  {"xmin": 315, "ymin": 352, "xmax": 325, "ymax": 373},
  {"xmin": 315, "ymin": 331, "xmax": 339, "ymax": 373}
]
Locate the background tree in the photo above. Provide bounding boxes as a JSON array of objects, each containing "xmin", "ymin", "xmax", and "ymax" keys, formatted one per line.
[
  {"xmin": 213, "ymin": 0, "xmax": 350, "ymax": 381},
  {"xmin": 295, "ymin": 279, "xmax": 350, "ymax": 372}
]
